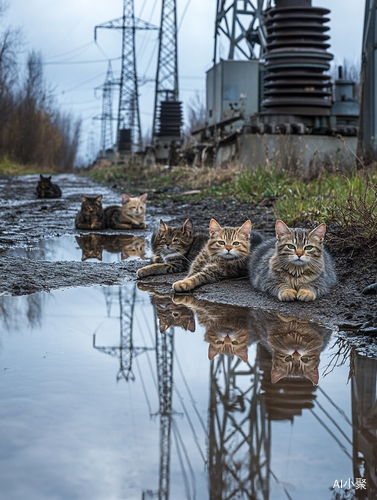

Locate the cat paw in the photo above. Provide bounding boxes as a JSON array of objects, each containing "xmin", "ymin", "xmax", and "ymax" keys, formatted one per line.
[
  {"xmin": 91, "ymin": 223, "xmax": 102, "ymax": 229},
  {"xmin": 172, "ymin": 295, "xmax": 193, "ymax": 305},
  {"xmin": 137, "ymin": 267, "xmax": 151, "ymax": 278},
  {"xmin": 297, "ymin": 288, "xmax": 316, "ymax": 302},
  {"xmin": 172, "ymin": 280, "xmax": 194, "ymax": 293},
  {"xmin": 133, "ymin": 223, "xmax": 146, "ymax": 229},
  {"xmin": 278, "ymin": 288, "xmax": 297, "ymax": 302}
]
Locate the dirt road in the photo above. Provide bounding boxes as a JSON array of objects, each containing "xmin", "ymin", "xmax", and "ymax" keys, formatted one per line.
[{"xmin": 0, "ymin": 174, "xmax": 376, "ymax": 345}]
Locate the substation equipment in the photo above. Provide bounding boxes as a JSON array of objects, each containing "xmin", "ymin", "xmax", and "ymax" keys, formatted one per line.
[{"xmin": 193, "ymin": 0, "xmax": 360, "ymax": 167}]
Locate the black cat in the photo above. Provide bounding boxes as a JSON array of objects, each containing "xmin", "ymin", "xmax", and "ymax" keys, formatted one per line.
[{"xmin": 36, "ymin": 175, "xmax": 62, "ymax": 198}]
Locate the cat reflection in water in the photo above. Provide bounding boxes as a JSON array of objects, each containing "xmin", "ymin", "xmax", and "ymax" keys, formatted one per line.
[
  {"xmin": 251, "ymin": 311, "xmax": 331, "ymax": 385},
  {"xmin": 137, "ymin": 283, "xmax": 195, "ymax": 333},
  {"xmin": 76, "ymin": 234, "xmax": 146, "ymax": 261},
  {"xmin": 173, "ymin": 295, "xmax": 249, "ymax": 362},
  {"xmin": 173, "ymin": 295, "xmax": 330, "ymax": 384}
]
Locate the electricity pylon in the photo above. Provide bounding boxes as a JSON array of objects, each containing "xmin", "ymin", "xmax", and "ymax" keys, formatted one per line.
[
  {"xmin": 95, "ymin": 0, "xmax": 158, "ymax": 152},
  {"xmin": 213, "ymin": 0, "xmax": 273, "ymax": 63},
  {"xmin": 94, "ymin": 61, "xmax": 115, "ymax": 154},
  {"xmin": 152, "ymin": 0, "xmax": 181, "ymax": 146}
]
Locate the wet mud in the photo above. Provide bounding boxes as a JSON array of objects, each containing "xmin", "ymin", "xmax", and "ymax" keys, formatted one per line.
[{"xmin": 0, "ymin": 174, "xmax": 376, "ymax": 348}]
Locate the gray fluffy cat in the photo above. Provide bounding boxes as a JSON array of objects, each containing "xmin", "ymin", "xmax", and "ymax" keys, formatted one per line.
[{"xmin": 249, "ymin": 220, "xmax": 336, "ymax": 302}]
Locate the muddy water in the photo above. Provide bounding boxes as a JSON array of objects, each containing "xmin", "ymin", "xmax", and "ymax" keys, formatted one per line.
[
  {"xmin": 0, "ymin": 284, "xmax": 376, "ymax": 500},
  {"xmin": 4, "ymin": 234, "xmax": 151, "ymax": 263}
]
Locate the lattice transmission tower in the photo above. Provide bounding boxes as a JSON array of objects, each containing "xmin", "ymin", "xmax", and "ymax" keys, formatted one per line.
[
  {"xmin": 93, "ymin": 285, "xmax": 153, "ymax": 382},
  {"xmin": 214, "ymin": 0, "xmax": 273, "ymax": 63},
  {"xmin": 95, "ymin": 0, "xmax": 158, "ymax": 153},
  {"xmin": 152, "ymin": 0, "xmax": 182, "ymax": 155},
  {"xmin": 94, "ymin": 61, "xmax": 115, "ymax": 154}
]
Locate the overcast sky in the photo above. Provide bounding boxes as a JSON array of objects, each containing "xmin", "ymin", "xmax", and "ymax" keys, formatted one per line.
[{"xmin": 3, "ymin": 0, "xmax": 365, "ymax": 164}]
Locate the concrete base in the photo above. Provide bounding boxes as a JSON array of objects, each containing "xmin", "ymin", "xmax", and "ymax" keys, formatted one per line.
[{"xmin": 216, "ymin": 132, "xmax": 358, "ymax": 169}]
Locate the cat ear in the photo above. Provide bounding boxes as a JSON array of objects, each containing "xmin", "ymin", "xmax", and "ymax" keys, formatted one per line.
[
  {"xmin": 48, "ymin": 176, "xmax": 52, "ymax": 180},
  {"xmin": 271, "ymin": 366, "xmax": 287, "ymax": 384},
  {"xmin": 40, "ymin": 174, "xmax": 43, "ymax": 179},
  {"xmin": 122, "ymin": 193, "xmax": 131, "ymax": 204},
  {"xmin": 159, "ymin": 220, "xmax": 168, "ymax": 233},
  {"xmin": 309, "ymin": 223, "xmax": 326, "ymax": 242},
  {"xmin": 95, "ymin": 195, "xmax": 103, "ymax": 202},
  {"xmin": 121, "ymin": 252, "xmax": 128, "ymax": 260},
  {"xmin": 182, "ymin": 218, "xmax": 194, "ymax": 236},
  {"xmin": 275, "ymin": 220, "xmax": 291, "ymax": 239},
  {"xmin": 306, "ymin": 367, "xmax": 319, "ymax": 385},
  {"xmin": 139, "ymin": 193, "xmax": 148, "ymax": 203},
  {"xmin": 80, "ymin": 195, "xmax": 88, "ymax": 203},
  {"xmin": 237, "ymin": 346, "xmax": 248, "ymax": 363},
  {"xmin": 208, "ymin": 344, "xmax": 220, "ymax": 360},
  {"xmin": 187, "ymin": 317, "xmax": 196, "ymax": 332},
  {"xmin": 95, "ymin": 252, "xmax": 103, "ymax": 261},
  {"xmin": 160, "ymin": 321, "xmax": 169, "ymax": 333},
  {"xmin": 238, "ymin": 220, "xmax": 252, "ymax": 238},
  {"xmin": 209, "ymin": 219, "xmax": 222, "ymax": 235}
]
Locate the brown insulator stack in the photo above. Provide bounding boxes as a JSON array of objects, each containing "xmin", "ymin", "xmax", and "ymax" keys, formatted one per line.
[
  {"xmin": 157, "ymin": 101, "xmax": 183, "ymax": 137},
  {"xmin": 262, "ymin": 0, "xmax": 333, "ymax": 116}
]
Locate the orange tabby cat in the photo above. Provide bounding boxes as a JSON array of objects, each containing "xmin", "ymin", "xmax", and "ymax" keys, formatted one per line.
[{"xmin": 105, "ymin": 193, "xmax": 147, "ymax": 229}]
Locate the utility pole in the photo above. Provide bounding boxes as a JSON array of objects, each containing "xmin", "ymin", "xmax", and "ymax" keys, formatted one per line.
[
  {"xmin": 94, "ymin": 61, "xmax": 115, "ymax": 156},
  {"xmin": 152, "ymin": 0, "xmax": 182, "ymax": 161},
  {"xmin": 95, "ymin": 1, "xmax": 158, "ymax": 153}
]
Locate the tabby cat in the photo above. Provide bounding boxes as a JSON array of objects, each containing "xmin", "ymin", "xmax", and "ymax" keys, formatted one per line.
[
  {"xmin": 249, "ymin": 310, "xmax": 331, "ymax": 385},
  {"xmin": 76, "ymin": 234, "xmax": 104, "ymax": 261},
  {"xmin": 249, "ymin": 220, "xmax": 336, "ymax": 302},
  {"xmin": 137, "ymin": 219, "xmax": 207, "ymax": 278},
  {"xmin": 173, "ymin": 295, "xmax": 249, "ymax": 362},
  {"xmin": 105, "ymin": 193, "xmax": 147, "ymax": 229},
  {"xmin": 36, "ymin": 174, "xmax": 62, "ymax": 198},
  {"xmin": 138, "ymin": 284, "xmax": 196, "ymax": 333},
  {"xmin": 75, "ymin": 195, "xmax": 106, "ymax": 230},
  {"xmin": 76, "ymin": 234, "xmax": 146, "ymax": 261},
  {"xmin": 267, "ymin": 316, "xmax": 328, "ymax": 385},
  {"xmin": 103, "ymin": 235, "xmax": 146, "ymax": 261},
  {"xmin": 172, "ymin": 219, "xmax": 252, "ymax": 293}
]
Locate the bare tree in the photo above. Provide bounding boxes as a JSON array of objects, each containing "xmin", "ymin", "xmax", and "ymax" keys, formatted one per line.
[{"xmin": 186, "ymin": 91, "xmax": 206, "ymax": 133}]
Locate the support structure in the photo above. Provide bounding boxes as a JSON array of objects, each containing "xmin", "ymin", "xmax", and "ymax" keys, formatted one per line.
[
  {"xmin": 213, "ymin": 0, "xmax": 272, "ymax": 63},
  {"xmin": 94, "ymin": 61, "xmax": 115, "ymax": 155},
  {"xmin": 95, "ymin": 1, "xmax": 158, "ymax": 153},
  {"xmin": 208, "ymin": 351, "xmax": 270, "ymax": 499},
  {"xmin": 152, "ymin": 0, "xmax": 182, "ymax": 158},
  {"xmin": 93, "ymin": 285, "xmax": 153, "ymax": 382}
]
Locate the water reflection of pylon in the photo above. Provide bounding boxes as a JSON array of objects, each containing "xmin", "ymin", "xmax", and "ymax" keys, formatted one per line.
[
  {"xmin": 352, "ymin": 355, "xmax": 377, "ymax": 497},
  {"xmin": 93, "ymin": 284, "xmax": 153, "ymax": 382},
  {"xmin": 208, "ymin": 350, "xmax": 270, "ymax": 500},
  {"xmin": 143, "ymin": 324, "xmax": 175, "ymax": 500}
]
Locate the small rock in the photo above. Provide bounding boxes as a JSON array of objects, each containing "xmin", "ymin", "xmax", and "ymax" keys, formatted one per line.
[{"xmin": 362, "ymin": 283, "xmax": 377, "ymax": 295}]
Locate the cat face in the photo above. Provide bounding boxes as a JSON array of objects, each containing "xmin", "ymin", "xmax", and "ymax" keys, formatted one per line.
[
  {"xmin": 205, "ymin": 327, "xmax": 249, "ymax": 362},
  {"xmin": 275, "ymin": 220, "xmax": 326, "ymax": 267},
  {"xmin": 80, "ymin": 195, "xmax": 103, "ymax": 213},
  {"xmin": 121, "ymin": 237, "xmax": 146, "ymax": 260},
  {"xmin": 121, "ymin": 193, "xmax": 147, "ymax": 216},
  {"xmin": 154, "ymin": 219, "xmax": 194, "ymax": 258},
  {"xmin": 154, "ymin": 296, "xmax": 196, "ymax": 333},
  {"xmin": 37, "ymin": 175, "xmax": 52, "ymax": 195},
  {"xmin": 207, "ymin": 219, "xmax": 251, "ymax": 260},
  {"xmin": 268, "ymin": 318, "xmax": 323, "ymax": 385}
]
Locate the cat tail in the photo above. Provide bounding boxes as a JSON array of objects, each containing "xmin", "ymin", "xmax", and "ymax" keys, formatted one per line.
[{"xmin": 249, "ymin": 231, "xmax": 264, "ymax": 252}]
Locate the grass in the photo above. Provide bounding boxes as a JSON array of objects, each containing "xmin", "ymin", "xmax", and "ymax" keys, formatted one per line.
[
  {"xmin": 91, "ymin": 156, "xmax": 377, "ymax": 253},
  {"xmin": 0, "ymin": 157, "xmax": 59, "ymax": 175}
]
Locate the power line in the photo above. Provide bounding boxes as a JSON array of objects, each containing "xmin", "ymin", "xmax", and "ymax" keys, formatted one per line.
[{"xmin": 44, "ymin": 56, "xmax": 121, "ymax": 65}]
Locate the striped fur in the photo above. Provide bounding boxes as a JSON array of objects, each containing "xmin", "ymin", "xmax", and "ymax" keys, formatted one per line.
[
  {"xmin": 172, "ymin": 219, "xmax": 251, "ymax": 293},
  {"xmin": 249, "ymin": 220, "xmax": 336, "ymax": 302}
]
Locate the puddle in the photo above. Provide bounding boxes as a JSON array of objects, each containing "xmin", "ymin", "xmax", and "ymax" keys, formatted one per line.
[
  {"xmin": 3, "ymin": 233, "xmax": 151, "ymax": 263},
  {"xmin": 0, "ymin": 285, "xmax": 376, "ymax": 499}
]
